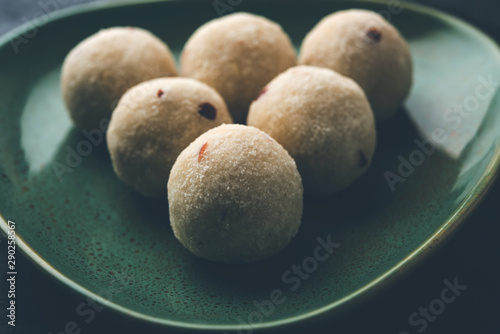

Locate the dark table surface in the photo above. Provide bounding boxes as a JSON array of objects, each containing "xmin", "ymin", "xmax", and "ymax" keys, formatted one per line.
[{"xmin": 1, "ymin": 0, "xmax": 500, "ymax": 333}]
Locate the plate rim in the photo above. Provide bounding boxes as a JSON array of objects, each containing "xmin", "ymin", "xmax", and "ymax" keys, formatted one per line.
[{"xmin": 1, "ymin": 0, "xmax": 500, "ymax": 330}]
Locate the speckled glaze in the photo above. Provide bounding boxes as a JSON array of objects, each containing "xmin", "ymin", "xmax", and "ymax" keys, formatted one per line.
[{"xmin": 1, "ymin": 0, "xmax": 500, "ymax": 331}]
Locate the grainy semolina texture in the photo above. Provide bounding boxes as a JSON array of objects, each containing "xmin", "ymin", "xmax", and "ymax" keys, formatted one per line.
[
  {"xmin": 107, "ymin": 78, "xmax": 232, "ymax": 199},
  {"xmin": 61, "ymin": 27, "xmax": 177, "ymax": 129},
  {"xmin": 181, "ymin": 12, "xmax": 297, "ymax": 123},
  {"xmin": 168, "ymin": 124, "xmax": 303, "ymax": 264},
  {"xmin": 299, "ymin": 9, "xmax": 412, "ymax": 119},
  {"xmin": 247, "ymin": 65, "xmax": 376, "ymax": 195}
]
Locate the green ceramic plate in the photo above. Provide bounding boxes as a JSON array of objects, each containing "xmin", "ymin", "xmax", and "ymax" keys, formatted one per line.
[{"xmin": 1, "ymin": 0, "xmax": 500, "ymax": 331}]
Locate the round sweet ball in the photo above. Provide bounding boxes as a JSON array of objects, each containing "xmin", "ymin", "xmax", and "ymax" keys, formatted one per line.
[
  {"xmin": 107, "ymin": 78, "xmax": 233, "ymax": 199},
  {"xmin": 61, "ymin": 27, "xmax": 177, "ymax": 130},
  {"xmin": 168, "ymin": 124, "xmax": 303, "ymax": 264},
  {"xmin": 247, "ymin": 65, "xmax": 376, "ymax": 195},
  {"xmin": 299, "ymin": 9, "xmax": 412, "ymax": 120},
  {"xmin": 181, "ymin": 12, "xmax": 297, "ymax": 123}
]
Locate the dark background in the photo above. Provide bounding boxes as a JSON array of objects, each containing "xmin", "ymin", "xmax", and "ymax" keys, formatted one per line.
[{"xmin": 1, "ymin": 0, "xmax": 500, "ymax": 333}]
